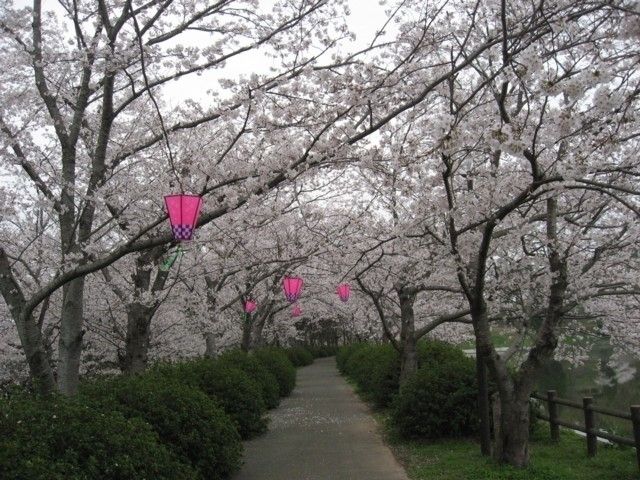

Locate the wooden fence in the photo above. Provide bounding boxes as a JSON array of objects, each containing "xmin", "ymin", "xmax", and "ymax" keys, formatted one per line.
[{"xmin": 531, "ymin": 390, "xmax": 640, "ymax": 471}]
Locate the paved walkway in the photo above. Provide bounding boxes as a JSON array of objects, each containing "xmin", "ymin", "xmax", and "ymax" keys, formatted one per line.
[{"xmin": 234, "ymin": 357, "xmax": 409, "ymax": 480}]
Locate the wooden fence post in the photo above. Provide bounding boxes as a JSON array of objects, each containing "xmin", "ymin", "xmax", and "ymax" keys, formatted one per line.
[
  {"xmin": 547, "ymin": 390, "xmax": 559, "ymax": 442},
  {"xmin": 583, "ymin": 397, "xmax": 597, "ymax": 457},
  {"xmin": 631, "ymin": 405, "xmax": 640, "ymax": 472}
]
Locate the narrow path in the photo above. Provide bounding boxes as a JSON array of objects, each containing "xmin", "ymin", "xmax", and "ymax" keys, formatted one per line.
[{"xmin": 234, "ymin": 357, "xmax": 409, "ymax": 480}]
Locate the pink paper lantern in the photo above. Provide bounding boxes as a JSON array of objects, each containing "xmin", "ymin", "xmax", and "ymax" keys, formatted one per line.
[
  {"xmin": 164, "ymin": 194, "xmax": 203, "ymax": 241},
  {"xmin": 282, "ymin": 276, "xmax": 304, "ymax": 303},
  {"xmin": 291, "ymin": 304, "xmax": 302, "ymax": 317},
  {"xmin": 337, "ymin": 283, "xmax": 351, "ymax": 302},
  {"xmin": 244, "ymin": 300, "xmax": 257, "ymax": 314}
]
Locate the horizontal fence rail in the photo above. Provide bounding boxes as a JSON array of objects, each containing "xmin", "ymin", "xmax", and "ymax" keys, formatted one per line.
[{"xmin": 531, "ymin": 390, "xmax": 640, "ymax": 472}]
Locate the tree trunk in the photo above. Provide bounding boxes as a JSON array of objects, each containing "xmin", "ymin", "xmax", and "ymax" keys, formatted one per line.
[
  {"xmin": 473, "ymin": 306, "xmax": 533, "ymax": 467},
  {"xmin": 398, "ymin": 286, "xmax": 418, "ymax": 384},
  {"xmin": 241, "ymin": 314, "xmax": 252, "ymax": 352},
  {"xmin": 476, "ymin": 340, "xmax": 492, "ymax": 455},
  {"xmin": 492, "ymin": 391, "xmax": 501, "ymax": 452},
  {"xmin": 494, "ymin": 393, "xmax": 531, "ymax": 466},
  {"xmin": 121, "ymin": 305, "xmax": 153, "ymax": 374},
  {"xmin": 400, "ymin": 335, "xmax": 417, "ymax": 384},
  {"xmin": 466, "ymin": 198, "xmax": 568, "ymax": 467},
  {"xmin": 116, "ymin": 248, "xmax": 169, "ymax": 375},
  {"xmin": 17, "ymin": 310, "xmax": 56, "ymax": 395},
  {"xmin": 57, "ymin": 277, "xmax": 85, "ymax": 395},
  {"xmin": 204, "ymin": 332, "xmax": 218, "ymax": 358},
  {"xmin": 0, "ymin": 248, "xmax": 56, "ymax": 395},
  {"xmin": 494, "ymin": 198, "xmax": 567, "ymax": 465},
  {"xmin": 249, "ymin": 313, "xmax": 269, "ymax": 350}
]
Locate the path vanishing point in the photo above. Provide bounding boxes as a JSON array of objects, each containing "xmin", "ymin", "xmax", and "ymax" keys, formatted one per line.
[{"xmin": 234, "ymin": 357, "xmax": 410, "ymax": 480}]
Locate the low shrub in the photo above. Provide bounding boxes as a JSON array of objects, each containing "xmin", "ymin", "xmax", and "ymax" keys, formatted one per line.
[
  {"xmin": 80, "ymin": 375, "xmax": 242, "ymax": 479},
  {"xmin": 338, "ymin": 340, "xmax": 474, "ymax": 409},
  {"xmin": 367, "ymin": 347, "xmax": 401, "ymax": 407},
  {"xmin": 285, "ymin": 346, "xmax": 314, "ymax": 367},
  {"xmin": 217, "ymin": 349, "xmax": 280, "ymax": 409},
  {"xmin": 308, "ymin": 345, "xmax": 338, "ymax": 358},
  {"xmin": 253, "ymin": 348, "xmax": 296, "ymax": 397},
  {"xmin": 417, "ymin": 339, "xmax": 469, "ymax": 367},
  {"xmin": 343, "ymin": 344, "xmax": 399, "ymax": 407},
  {"xmin": 343, "ymin": 343, "xmax": 377, "ymax": 382},
  {"xmin": 153, "ymin": 359, "xmax": 267, "ymax": 439},
  {"xmin": 391, "ymin": 353, "xmax": 478, "ymax": 439},
  {"xmin": 336, "ymin": 343, "xmax": 367, "ymax": 373},
  {"xmin": 0, "ymin": 394, "xmax": 196, "ymax": 480}
]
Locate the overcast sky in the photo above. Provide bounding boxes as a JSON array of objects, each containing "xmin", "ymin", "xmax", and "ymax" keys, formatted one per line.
[
  {"xmin": 14, "ymin": 0, "xmax": 391, "ymax": 105},
  {"xmin": 162, "ymin": 1, "xmax": 391, "ymax": 105}
]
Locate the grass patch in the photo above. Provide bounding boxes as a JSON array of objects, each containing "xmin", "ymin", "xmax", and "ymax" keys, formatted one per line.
[{"xmin": 375, "ymin": 412, "xmax": 638, "ymax": 480}]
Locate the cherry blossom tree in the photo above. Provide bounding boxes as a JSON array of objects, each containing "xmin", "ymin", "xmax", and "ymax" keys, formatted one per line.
[
  {"xmin": 0, "ymin": 0, "xmax": 354, "ymax": 394},
  {"xmin": 0, "ymin": 4, "xmax": 638, "ymax": 475},
  {"xmin": 406, "ymin": 0, "xmax": 640, "ymax": 466}
]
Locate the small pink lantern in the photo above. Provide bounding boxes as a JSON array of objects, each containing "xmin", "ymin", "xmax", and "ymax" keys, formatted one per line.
[
  {"xmin": 244, "ymin": 299, "xmax": 257, "ymax": 314},
  {"xmin": 164, "ymin": 194, "xmax": 203, "ymax": 241},
  {"xmin": 282, "ymin": 276, "xmax": 304, "ymax": 303},
  {"xmin": 291, "ymin": 304, "xmax": 302, "ymax": 317},
  {"xmin": 337, "ymin": 283, "xmax": 351, "ymax": 302}
]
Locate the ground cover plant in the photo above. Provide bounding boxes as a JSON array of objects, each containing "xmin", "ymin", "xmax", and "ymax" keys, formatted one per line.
[
  {"xmin": 0, "ymin": 347, "xmax": 299, "ymax": 479},
  {"xmin": 217, "ymin": 349, "xmax": 282, "ymax": 409},
  {"xmin": 254, "ymin": 348, "xmax": 298, "ymax": 397},
  {"xmin": 285, "ymin": 346, "xmax": 315, "ymax": 367},
  {"xmin": 340, "ymin": 341, "xmax": 638, "ymax": 479},
  {"xmin": 80, "ymin": 374, "xmax": 242, "ymax": 479},
  {"xmin": 0, "ymin": 394, "xmax": 198, "ymax": 480},
  {"xmin": 382, "ymin": 423, "xmax": 638, "ymax": 480}
]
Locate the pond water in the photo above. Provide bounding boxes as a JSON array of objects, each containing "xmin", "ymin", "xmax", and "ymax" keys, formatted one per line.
[{"xmin": 536, "ymin": 338, "xmax": 640, "ymax": 438}]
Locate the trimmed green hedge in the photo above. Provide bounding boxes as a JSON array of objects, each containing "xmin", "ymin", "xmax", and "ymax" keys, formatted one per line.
[
  {"xmin": 417, "ymin": 339, "xmax": 469, "ymax": 365},
  {"xmin": 80, "ymin": 375, "xmax": 242, "ymax": 479},
  {"xmin": 0, "ymin": 394, "xmax": 197, "ymax": 480},
  {"xmin": 217, "ymin": 349, "xmax": 281, "ymax": 409},
  {"xmin": 254, "ymin": 348, "xmax": 297, "ymax": 397},
  {"xmin": 336, "ymin": 342, "xmax": 367, "ymax": 373},
  {"xmin": 153, "ymin": 359, "xmax": 267, "ymax": 439},
  {"xmin": 391, "ymin": 354, "xmax": 479, "ymax": 438},
  {"xmin": 338, "ymin": 340, "xmax": 482, "ymax": 438},
  {"xmin": 343, "ymin": 343, "xmax": 399, "ymax": 408},
  {"xmin": 285, "ymin": 346, "xmax": 314, "ymax": 367},
  {"xmin": 0, "ymin": 346, "xmax": 302, "ymax": 479},
  {"xmin": 308, "ymin": 345, "xmax": 338, "ymax": 358}
]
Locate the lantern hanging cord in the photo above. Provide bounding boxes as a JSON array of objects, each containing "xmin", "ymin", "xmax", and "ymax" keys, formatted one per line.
[{"xmin": 129, "ymin": 4, "xmax": 183, "ymax": 192}]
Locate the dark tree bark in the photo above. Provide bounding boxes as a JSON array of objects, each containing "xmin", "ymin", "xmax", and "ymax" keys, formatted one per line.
[
  {"xmin": 456, "ymin": 194, "xmax": 568, "ymax": 467},
  {"xmin": 204, "ymin": 332, "xmax": 218, "ymax": 358},
  {"xmin": 476, "ymin": 341, "xmax": 492, "ymax": 456},
  {"xmin": 121, "ymin": 304, "xmax": 154, "ymax": 374},
  {"xmin": 241, "ymin": 314, "xmax": 252, "ymax": 352},
  {"xmin": 104, "ymin": 247, "xmax": 170, "ymax": 375},
  {"xmin": 57, "ymin": 277, "xmax": 85, "ymax": 394},
  {"xmin": 249, "ymin": 311, "xmax": 269, "ymax": 349},
  {"xmin": 120, "ymin": 249, "xmax": 170, "ymax": 374},
  {"xmin": 397, "ymin": 286, "xmax": 418, "ymax": 384},
  {"xmin": 0, "ymin": 248, "xmax": 56, "ymax": 395}
]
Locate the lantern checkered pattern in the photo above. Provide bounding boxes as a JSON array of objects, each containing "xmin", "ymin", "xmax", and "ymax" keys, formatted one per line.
[
  {"xmin": 164, "ymin": 194, "xmax": 203, "ymax": 241},
  {"xmin": 172, "ymin": 224, "xmax": 194, "ymax": 241}
]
